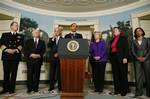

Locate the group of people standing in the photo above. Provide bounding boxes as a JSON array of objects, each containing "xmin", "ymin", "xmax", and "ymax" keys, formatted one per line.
[
  {"xmin": 0, "ymin": 21, "xmax": 149, "ymax": 98},
  {"xmin": 0, "ymin": 22, "xmax": 46, "ymax": 94},
  {"xmin": 0, "ymin": 22, "xmax": 82, "ymax": 95},
  {"xmin": 89, "ymin": 27, "xmax": 150, "ymax": 98}
]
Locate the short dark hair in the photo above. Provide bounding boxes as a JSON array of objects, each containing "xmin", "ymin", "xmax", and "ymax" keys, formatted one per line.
[
  {"xmin": 10, "ymin": 21, "xmax": 18, "ymax": 26},
  {"xmin": 70, "ymin": 23, "xmax": 78, "ymax": 27},
  {"xmin": 134, "ymin": 27, "xmax": 145, "ymax": 38},
  {"xmin": 112, "ymin": 27, "xmax": 122, "ymax": 33}
]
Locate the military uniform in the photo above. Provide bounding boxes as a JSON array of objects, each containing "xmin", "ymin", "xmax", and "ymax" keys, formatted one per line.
[{"xmin": 0, "ymin": 32, "xmax": 24, "ymax": 93}]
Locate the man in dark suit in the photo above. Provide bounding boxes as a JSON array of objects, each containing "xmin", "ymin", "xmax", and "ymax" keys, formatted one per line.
[
  {"xmin": 24, "ymin": 28, "xmax": 46, "ymax": 93},
  {"xmin": 65, "ymin": 23, "xmax": 83, "ymax": 39},
  {"xmin": 0, "ymin": 22, "xmax": 24, "ymax": 94},
  {"xmin": 47, "ymin": 27, "xmax": 63, "ymax": 93}
]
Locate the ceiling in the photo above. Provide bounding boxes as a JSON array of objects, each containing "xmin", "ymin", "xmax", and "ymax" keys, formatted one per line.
[{"xmin": 12, "ymin": 0, "xmax": 140, "ymax": 12}]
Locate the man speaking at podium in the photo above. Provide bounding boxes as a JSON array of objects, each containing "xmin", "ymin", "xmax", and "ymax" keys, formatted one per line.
[{"xmin": 65, "ymin": 23, "xmax": 83, "ymax": 39}]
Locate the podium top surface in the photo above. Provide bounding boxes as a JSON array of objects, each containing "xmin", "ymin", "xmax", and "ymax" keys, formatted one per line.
[{"xmin": 58, "ymin": 39, "xmax": 89, "ymax": 59}]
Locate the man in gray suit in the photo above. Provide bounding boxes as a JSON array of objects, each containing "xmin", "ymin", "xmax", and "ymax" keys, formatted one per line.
[{"xmin": 131, "ymin": 27, "xmax": 150, "ymax": 98}]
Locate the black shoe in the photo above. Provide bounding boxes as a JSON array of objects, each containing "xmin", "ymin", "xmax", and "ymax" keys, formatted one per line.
[
  {"xmin": 0, "ymin": 90, "xmax": 8, "ymax": 94},
  {"xmin": 121, "ymin": 93, "xmax": 127, "ymax": 96},
  {"xmin": 147, "ymin": 95, "xmax": 150, "ymax": 98},
  {"xmin": 131, "ymin": 95, "xmax": 139, "ymax": 98},
  {"xmin": 34, "ymin": 90, "xmax": 38, "ymax": 92},
  {"xmin": 146, "ymin": 93, "xmax": 150, "ymax": 98},
  {"xmin": 109, "ymin": 92, "xmax": 120, "ymax": 95},
  {"xmin": 27, "ymin": 90, "xmax": 32, "ymax": 94},
  {"xmin": 9, "ymin": 91, "xmax": 15, "ymax": 94},
  {"xmin": 48, "ymin": 88, "xmax": 54, "ymax": 91},
  {"xmin": 94, "ymin": 90, "xmax": 99, "ymax": 92},
  {"xmin": 130, "ymin": 94, "xmax": 142, "ymax": 98},
  {"xmin": 135, "ymin": 93, "xmax": 142, "ymax": 96},
  {"xmin": 98, "ymin": 91, "xmax": 103, "ymax": 94}
]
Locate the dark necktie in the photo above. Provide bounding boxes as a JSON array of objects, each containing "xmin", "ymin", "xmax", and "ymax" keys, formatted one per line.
[
  {"xmin": 12, "ymin": 32, "xmax": 16, "ymax": 35},
  {"xmin": 35, "ymin": 38, "xmax": 38, "ymax": 48},
  {"xmin": 71, "ymin": 33, "xmax": 75, "ymax": 39}
]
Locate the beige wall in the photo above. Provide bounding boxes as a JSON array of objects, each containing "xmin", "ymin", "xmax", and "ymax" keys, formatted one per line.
[
  {"xmin": 0, "ymin": 20, "xmax": 12, "ymax": 37},
  {"xmin": 140, "ymin": 20, "xmax": 150, "ymax": 37}
]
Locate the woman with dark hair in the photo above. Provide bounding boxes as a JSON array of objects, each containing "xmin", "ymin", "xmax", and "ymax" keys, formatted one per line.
[
  {"xmin": 109, "ymin": 27, "xmax": 129, "ymax": 96},
  {"xmin": 131, "ymin": 27, "xmax": 150, "ymax": 98},
  {"xmin": 89, "ymin": 31, "xmax": 107, "ymax": 93}
]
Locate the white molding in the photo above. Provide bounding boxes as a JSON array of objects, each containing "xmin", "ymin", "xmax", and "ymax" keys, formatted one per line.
[
  {"xmin": 54, "ymin": 19, "xmax": 99, "ymax": 26},
  {"xmin": 131, "ymin": 9, "xmax": 150, "ymax": 28},
  {"xmin": 0, "ymin": 7, "xmax": 21, "ymax": 30},
  {"xmin": 132, "ymin": 9, "xmax": 150, "ymax": 18},
  {"xmin": 1, "ymin": 0, "xmax": 150, "ymax": 17},
  {"xmin": 0, "ymin": 7, "xmax": 21, "ymax": 18}
]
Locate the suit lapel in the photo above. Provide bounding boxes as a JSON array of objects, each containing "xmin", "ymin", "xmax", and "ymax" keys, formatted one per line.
[
  {"xmin": 117, "ymin": 36, "xmax": 122, "ymax": 48},
  {"xmin": 70, "ymin": 33, "xmax": 74, "ymax": 39},
  {"xmin": 135, "ymin": 38, "xmax": 145, "ymax": 48},
  {"xmin": 56, "ymin": 36, "xmax": 62, "ymax": 46},
  {"xmin": 31, "ymin": 39, "xmax": 36, "ymax": 49},
  {"xmin": 140, "ymin": 38, "xmax": 146, "ymax": 47}
]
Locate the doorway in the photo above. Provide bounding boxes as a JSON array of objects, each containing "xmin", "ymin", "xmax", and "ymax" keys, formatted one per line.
[
  {"xmin": 53, "ymin": 19, "xmax": 99, "ymax": 40},
  {"xmin": 59, "ymin": 24, "xmax": 94, "ymax": 40}
]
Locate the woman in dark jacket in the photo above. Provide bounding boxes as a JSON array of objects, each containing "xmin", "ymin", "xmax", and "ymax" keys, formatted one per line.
[
  {"xmin": 89, "ymin": 31, "xmax": 107, "ymax": 93},
  {"xmin": 131, "ymin": 27, "xmax": 150, "ymax": 98},
  {"xmin": 109, "ymin": 27, "xmax": 129, "ymax": 96}
]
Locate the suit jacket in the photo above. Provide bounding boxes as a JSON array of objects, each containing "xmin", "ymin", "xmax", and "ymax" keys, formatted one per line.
[
  {"xmin": 24, "ymin": 38, "xmax": 46, "ymax": 65},
  {"xmin": 0, "ymin": 32, "xmax": 24, "ymax": 61},
  {"xmin": 89, "ymin": 40, "xmax": 108, "ymax": 62},
  {"xmin": 65, "ymin": 33, "xmax": 83, "ymax": 39},
  {"xmin": 109, "ymin": 36, "xmax": 129, "ymax": 63},
  {"xmin": 47, "ymin": 37, "xmax": 62, "ymax": 60},
  {"xmin": 131, "ymin": 37, "xmax": 150, "ymax": 61}
]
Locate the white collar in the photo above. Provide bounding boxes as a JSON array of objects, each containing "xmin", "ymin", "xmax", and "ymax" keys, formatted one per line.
[
  {"xmin": 56, "ymin": 36, "xmax": 60, "ymax": 39},
  {"xmin": 11, "ymin": 31, "xmax": 17, "ymax": 35},
  {"xmin": 71, "ymin": 31, "xmax": 76, "ymax": 33},
  {"xmin": 71, "ymin": 32, "xmax": 76, "ymax": 35},
  {"xmin": 34, "ymin": 38, "xmax": 39, "ymax": 42}
]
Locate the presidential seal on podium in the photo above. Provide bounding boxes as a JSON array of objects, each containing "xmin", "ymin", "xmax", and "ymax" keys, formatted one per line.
[{"xmin": 67, "ymin": 40, "xmax": 79, "ymax": 52}]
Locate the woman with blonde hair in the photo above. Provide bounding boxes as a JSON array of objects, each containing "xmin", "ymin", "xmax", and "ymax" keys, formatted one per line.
[{"xmin": 89, "ymin": 31, "xmax": 107, "ymax": 93}]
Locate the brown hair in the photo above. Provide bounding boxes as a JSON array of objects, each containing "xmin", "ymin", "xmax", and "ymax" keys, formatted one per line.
[
  {"xmin": 10, "ymin": 21, "xmax": 18, "ymax": 27},
  {"xmin": 134, "ymin": 27, "xmax": 145, "ymax": 38},
  {"xmin": 112, "ymin": 27, "xmax": 124, "ymax": 36},
  {"xmin": 113, "ymin": 27, "xmax": 121, "ymax": 32}
]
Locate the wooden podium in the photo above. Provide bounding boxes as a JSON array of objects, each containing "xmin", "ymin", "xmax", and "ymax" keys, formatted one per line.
[{"xmin": 58, "ymin": 39, "xmax": 89, "ymax": 99}]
